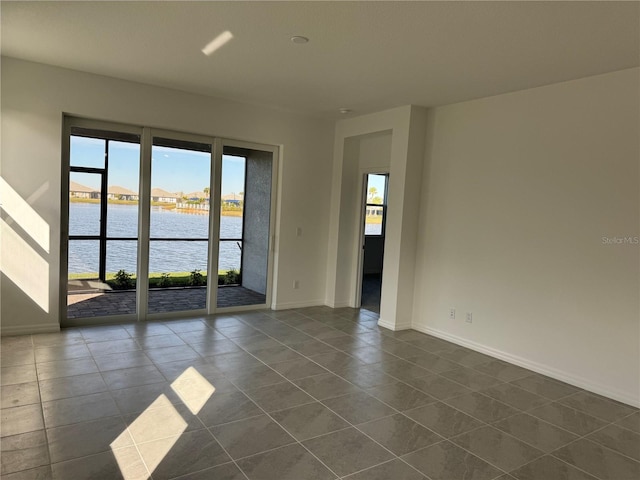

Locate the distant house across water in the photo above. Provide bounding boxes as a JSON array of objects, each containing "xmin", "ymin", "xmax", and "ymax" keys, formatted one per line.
[
  {"xmin": 69, "ymin": 180, "xmax": 99, "ymax": 199},
  {"xmin": 151, "ymin": 188, "xmax": 180, "ymax": 203},
  {"xmin": 222, "ymin": 192, "xmax": 243, "ymax": 206},
  {"xmin": 107, "ymin": 185, "xmax": 139, "ymax": 201}
]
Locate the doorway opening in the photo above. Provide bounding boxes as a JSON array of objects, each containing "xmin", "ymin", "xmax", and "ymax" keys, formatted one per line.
[{"xmin": 360, "ymin": 173, "xmax": 388, "ymax": 313}]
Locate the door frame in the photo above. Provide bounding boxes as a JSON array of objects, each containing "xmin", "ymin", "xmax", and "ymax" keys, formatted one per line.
[{"xmin": 354, "ymin": 168, "xmax": 389, "ymax": 309}]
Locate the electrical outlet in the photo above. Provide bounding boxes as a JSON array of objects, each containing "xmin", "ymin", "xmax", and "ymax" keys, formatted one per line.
[
  {"xmin": 466, "ymin": 312, "xmax": 473, "ymax": 323},
  {"xmin": 449, "ymin": 308, "xmax": 456, "ymax": 320},
  {"xmin": 293, "ymin": 280, "xmax": 300, "ymax": 289}
]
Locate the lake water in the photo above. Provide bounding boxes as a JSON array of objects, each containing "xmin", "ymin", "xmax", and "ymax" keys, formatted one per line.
[{"xmin": 68, "ymin": 203, "xmax": 242, "ymax": 274}]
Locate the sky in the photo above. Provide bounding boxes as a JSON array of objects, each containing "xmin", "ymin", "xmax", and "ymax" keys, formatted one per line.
[{"xmin": 70, "ymin": 136, "xmax": 245, "ymax": 195}]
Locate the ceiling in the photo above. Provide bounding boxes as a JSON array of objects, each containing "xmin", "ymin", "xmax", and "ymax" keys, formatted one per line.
[{"xmin": 2, "ymin": 1, "xmax": 638, "ymax": 118}]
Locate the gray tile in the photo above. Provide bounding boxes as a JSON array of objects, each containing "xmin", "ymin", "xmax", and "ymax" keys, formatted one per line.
[
  {"xmin": 616, "ymin": 411, "xmax": 640, "ymax": 434},
  {"xmin": 245, "ymin": 381, "xmax": 314, "ymax": 412},
  {"xmin": 403, "ymin": 374, "xmax": 473, "ymax": 400},
  {"xmin": 309, "ymin": 351, "xmax": 364, "ymax": 373},
  {"xmin": 439, "ymin": 348, "xmax": 495, "ymax": 367},
  {"xmin": 212, "ymin": 414, "xmax": 295, "ymax": 459},
  {"xmin": 558, "ymin": 391, "xmax": 637, "ymax": 423},
  {"xmin": 493, "ymin": 413, "xmax": 578, "ymax": 453},
  {"xmin": 473, "ymin": 360, "xmax": 532, "ymax": 382},
  {"xmin": 1, "ymin": 365, "xmax": 37, "ymax": 386},
  {"xmin": 511, "ymin": 374, "xmax": 580, "ymax": 400},
  {"xmin": 452, "ymin": 425, "xmax": 544, "ymax": 471},
  {"xmin": 342, "ymin": 459, "xmax": 426, "ymax": 480},
  {"xmin": 92, "ymin": 350, "xmax": 153, "ymax": 372},
  {"xmin": 586, "ymin": 424, "xmax": 640, "ymax": 461},
  {"xmin": 124, "ymin": 323, "xmax": 174, "ymax": 337},
  {"xmin": 225, "ymin": 364, "xmax": 285, "ymax": 390},
  {"xmin": 271, "ymin": 358, "xmax": 327, "ymax": 380},
  {"xmin": 34, "ymin": 344, "xmax": 91, "ymax": 364},
  {"xmin": 110, "ymin": 382, "xmax": 180, "ymax": 415},
  {"xmin": 403, "ymin": 441, "xmax": 503, "ymax": 480},
  {"xmin": 0, "ymin": 430, "xmax": 49, "ymax": 476},
  {"xmin": 237, "ymin": 443, "xmax": 337, "ymax": 480},
  {"xmin": 293, "ymin": 373, "xmax": 360, "ymax": 400},
  {"xmin": 444, "ymin": 391, "xmax": 519, "ymax": 423},
  {"xmin": 441, "ymin": 367, "xmax": 503, "ymax": 390},
  {"xmin": 144, "ymin": 345, "xmax": 200, "ymax": 364},
  {"xmin": 38, "ymin": 373, "xmax": 108, "ymax": 402},
  {"xmin": 81, "ymin": 326, "xmax": 131, "ymax": 343},
  {"xmin": 378, "ymin": 360, "xmax": 432, "ymax": 382},
  {"xmin": 358, "ymin": 413, "xmax": 442, "ymax": 455},
  {"xmin": 177, "ymin": 329, "xmax": 228, "ymax": 344},
  {"xmin": 528, "ymin": 403, "xmax": 607, "ymax": 436},
  {"xmin": 171, "ymin": 462, "xmax": 246, "ymax": 480},
  {"xmin": 271, "ymin": 402, "xmax": 349, "ymax": 441},
  {"xmin": 189, "ymin": 338, "xmax": 241, "ymax": 357},
  {"xmin": 0, "ymin": 382, "xmax": 40, "ymax": 408},
  {"xmin": 124, "ymin": 401, "xmax": 205, "ymax": 443},
  {"xmin": 36, "ymin": 357, "xmax": 98, "ymax": 380},
  {"xmin": 349, "ymin": 346, "xmax": 398, "ymax": 364},
  {"xmin": 302, "ymin": 427, "xmax": 394, "ymax": 477},
  {"xmin": 46, "ymin": 415, "xmax": 132, "ymax": 463},
  {"xmin": 102, "ymin": 364, "xmax": 165, "ymax": 390},
  {"xmin": 196, "ymin": 390, "xmax": 263, "ymax": 427},
  {"xmin": 510, "ymin": 455, "xmax": 599, "ymax": 480},
  {"xmin": 86, "ymin": 338, "xmax": 140, "ymax": 357},
  {"xmin": 42, "ymin": 392, "xmax": 119, "ymax": 428},
  {"xmin": 404, "ymin": 401, "xmax": 484, "ymax": 438},
  {"xmin": 553, "ymin": 438, "xmax": 640, "ymax": 480},
  {"xmin": 366, "ymin": 381, "xmax": 436, "ymax": 411},
  {"xmin": 480, "ymin": 383, "xmax": 548, "ymax": 411},
  {"xmin": 51, "ymin": 448, "xmax": 147, "ymax": 479},
  {"xmin": 322, "ymin": 391, "xmax": 396, "ymax": 425},
  {"xmin": 337, "ymin": 365, "xmax": 397, "ymax": 389},
  {"xmin": 250, "ymin": 346, "xmax": 304, "ymax": 365},
  {"xmin": 286, "ymin": 340, "xmax": 337, "ymax": 357},
  {"xmin": 32, "ymin": 330, "xmax": 84, "ymax": 347},
  {"xmin": 404, "ymin": 353, "xmax": 460, "ymax": 374},
  {"xmin": 165, "ymin": 319, "xmax": 209, "ymax": 334},
  {"xmin": 137, "ymin": 428, "xmax": 230, "ymax": 479},
  {"xmin": 155, "ymin": 357, "xmax": 226, "ymax": 383},
  {"xmin": 207, "ymin": 351, "xmax": 263, "ymax": 373},
  {"xmin": 3, "ymin": 465, "xmax": 53, "ymax": 480},
  {"xmin": 1, "ymin": 404, "xmax": 44, "ymax": 437},
  {"xmin": 1, "ymin": 348, "xmax": 35, "ymax": 368},
  {"xmin": 135, "ymin": 333, "xmax": 186, "ymax": 349}
]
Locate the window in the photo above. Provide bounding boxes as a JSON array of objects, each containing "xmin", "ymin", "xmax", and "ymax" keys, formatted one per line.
[{"xmin": 364, "ymin": 173, "xmax": 388, "ymax": 236}]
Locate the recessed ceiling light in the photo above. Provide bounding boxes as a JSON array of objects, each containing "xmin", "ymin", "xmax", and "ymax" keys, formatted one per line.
[
  {"xmin": 202, "ymin": 31, "xmax": 234, "ymax": 56},
  {"xmin": 291, "ymin": 36, "xmax": 309, "ymax": 44},
  {"xmin": 339, "ymin": 108, "xmax": 352, "ymax": 114}
]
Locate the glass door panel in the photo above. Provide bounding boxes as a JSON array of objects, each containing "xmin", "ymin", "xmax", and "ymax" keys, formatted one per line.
[
  {"xmin": 66, "ymin": 128, "xmax": 141, "ymax": 320},
  {"xmin": 147, "ymin": 138, "xmax": 211, "ymax": 315}
]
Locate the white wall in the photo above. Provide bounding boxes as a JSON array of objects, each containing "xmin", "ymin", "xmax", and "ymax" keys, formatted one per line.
[
  {"xmin": 413, "ymin": 68, "xmax": 640, "ymax": 406},
  {"xmin": 0, "ymin": 57, "xmax": 334, "ymax": 334}
]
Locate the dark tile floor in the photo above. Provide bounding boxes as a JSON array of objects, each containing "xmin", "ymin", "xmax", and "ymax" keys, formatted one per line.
[
  {"xmin": 1, "ymin": 307, "xmax": 638, "ymax": 479},
  {"xmin": 67, "ymin": 286, "xmax": 266, "ymax": 319}
]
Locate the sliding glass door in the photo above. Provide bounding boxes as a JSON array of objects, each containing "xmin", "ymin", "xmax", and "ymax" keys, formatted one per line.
[
  {"xmin": 62, "ymin": 119, "xmax": 276, "ymax": 326},
  {"xmin": 147, "ymin": 136, "xmax": 212, "ymax": 315}
]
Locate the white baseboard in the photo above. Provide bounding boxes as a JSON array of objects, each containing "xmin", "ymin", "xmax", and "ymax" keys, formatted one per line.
[
  {"xmin": 324, "ymin": 300, "xmax": 351, "ymax": 309},
  {"xmin": 1, "ymin": 323, "xmax": 60, "ymax": 336},
  {"xmin": 272, "ymin": 299, "xmax": 325, "ymax": 310},
  {"xmin": 412, "ymin": 324, "xmax": 640, "ymax": 408},
  {"xmin": 378, "ymin": 318, "xmax": 412, "ymax": 331}
]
